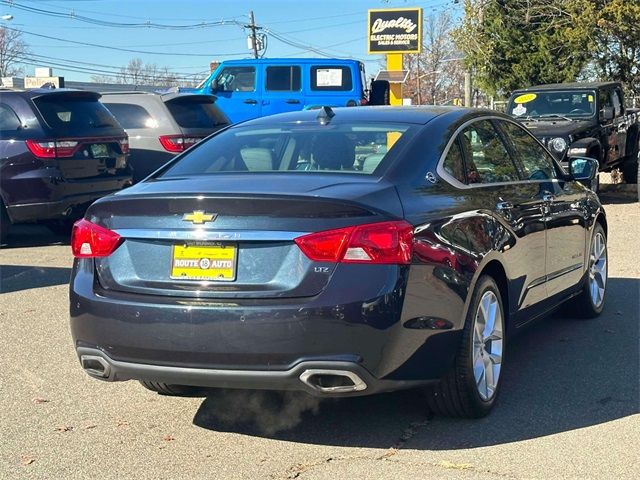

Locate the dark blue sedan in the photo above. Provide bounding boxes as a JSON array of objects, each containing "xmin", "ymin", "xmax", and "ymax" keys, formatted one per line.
[{"xmin": 70, "ymin": 106, "xmax": 607, "ymax": 418}]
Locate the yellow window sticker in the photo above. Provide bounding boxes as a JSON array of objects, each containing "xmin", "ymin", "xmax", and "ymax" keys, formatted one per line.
[
  {"xmin": 514, "ymin": 93, "xmax": 537, "ymax": 104},
  {"xmin": 588, "ymin": 95, "xmax": 594, "ymax": 102}
]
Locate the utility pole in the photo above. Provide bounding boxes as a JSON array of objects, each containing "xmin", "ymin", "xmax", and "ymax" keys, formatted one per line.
[
  {"xmin": 245, "ymin": 11, "xmax": 261, "ymax": 59},
  {"xmin": 464, "ymin": 70, "xmax": 472, "ymax": 107}
]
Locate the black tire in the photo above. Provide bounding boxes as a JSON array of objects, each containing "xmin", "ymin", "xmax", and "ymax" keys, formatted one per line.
[
  {"xmin": 369, "ymin": 80, "xmax": 390, "ymax": 106},
  {"xmin": 139, "ymin": 381, "xmax": 204, "ymax": 397},
  {"xmin": 425, "ymin": 275, "xmax": 506, "ymax": 418},
  {"xmin": 563, "ymin": 223, "xmax": 607, "ymax": 319},
  {"xmin": 621, "ymin": 157, "xmax": 638, "ymax": 184},
  {"xmin": 0, "ymin": 201, "xmax": 10, "ymax": 244}
]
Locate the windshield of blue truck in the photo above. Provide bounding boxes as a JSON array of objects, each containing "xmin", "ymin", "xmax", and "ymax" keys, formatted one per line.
[{"xmin": 508, "ymin": 90, "xmax": 597, "ymax": 119}]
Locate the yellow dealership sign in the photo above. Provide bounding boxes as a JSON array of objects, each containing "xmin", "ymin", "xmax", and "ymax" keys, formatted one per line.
[{"xmin": 368, "ymin": 8, "xmax": 422, "ymax": 54}]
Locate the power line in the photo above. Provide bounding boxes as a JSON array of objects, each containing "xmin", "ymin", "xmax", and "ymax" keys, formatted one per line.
[
  {"xmin": 32, "ymin": 0, "xmax": 249, "ymax": 22},
  {"xmin": 20, "ymin": 51, "xmax": 208, "ymax": 76},
  {"xmin": 16, "ymin": 55, "xmax": 209, "ymax": 82},
  {"xmin": 2, "ymin": 1, "xmax": 245, "ymax": 30},
  {"xmin": 267, "ymin": 29, "xmax": 357, "ymax": 58},
  {"xmin": 5, "ymin": 26, "xmax": 249, "ymax": 57}
]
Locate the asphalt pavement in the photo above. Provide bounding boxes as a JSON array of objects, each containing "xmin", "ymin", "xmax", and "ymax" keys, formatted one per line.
[{"xmin": 1, "ymin": 191, "xmax": 638, "ymax": 480}]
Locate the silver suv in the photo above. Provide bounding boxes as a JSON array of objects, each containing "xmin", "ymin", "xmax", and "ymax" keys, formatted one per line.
[{"xmin": 100, "ymin": 92, "xmax": 229, "ymax": 182}]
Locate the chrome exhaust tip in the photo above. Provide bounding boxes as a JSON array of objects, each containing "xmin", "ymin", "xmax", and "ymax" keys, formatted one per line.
[
  {"xmin": 80, "ymin": 355, "xmax": 111, "ymax": 379},
  {"xmin": 299, "ymin": 369, "xmax": 367, "ymax": 393}
]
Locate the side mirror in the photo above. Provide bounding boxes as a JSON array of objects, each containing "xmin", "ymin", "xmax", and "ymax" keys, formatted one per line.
[
  {"xmin": 599, "ymin": 106, "xmax": 614, "ymax": 122},
  {"xmin": 568, "ymin": 156, "xmax": 599, "ymax": 189}
]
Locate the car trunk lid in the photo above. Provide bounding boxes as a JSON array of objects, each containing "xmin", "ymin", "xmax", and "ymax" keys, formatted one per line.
[
  {"xmin": 30, "ymin": 90, "xmax": 129, "ymax": 179},
  {"xmin": 88, "ymin": 174, "xmax": 403, "ymax": 299}
]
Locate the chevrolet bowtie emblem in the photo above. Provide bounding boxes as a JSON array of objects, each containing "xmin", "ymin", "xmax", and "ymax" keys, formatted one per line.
[{"xmin": 183, "ymin": 211, "xmax": 217, "ymax": 224}]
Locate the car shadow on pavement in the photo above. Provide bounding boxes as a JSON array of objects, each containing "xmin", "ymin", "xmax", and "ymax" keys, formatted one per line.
[
  {"xmin": 193, "ymin": 277, "xmax": 639, "ymax": 449},
  {"xmin": 1, "ymin": 225, "xmax": 69, "ymax": 249},
  {"xmin": 0, "ymin": 265, "xmax": 72, "ymax": 294},
  {"xmin": 598, "ymin": 190, "xmax": 638, "ymax": 205}
]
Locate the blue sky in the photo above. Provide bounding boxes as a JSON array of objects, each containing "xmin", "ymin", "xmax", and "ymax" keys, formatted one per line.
[{"xmin": 2, "ymin": 0, "xmax": 461, "ymax": 83}]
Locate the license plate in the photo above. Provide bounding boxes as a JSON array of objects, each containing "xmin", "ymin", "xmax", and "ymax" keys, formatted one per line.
[
  {"xmin": 90, "ymin": 144, "xmax": 109, "ymax": 158},
  {"xmin": 170, "ymin": 243, "xmax": 237, "ymax": 281}
]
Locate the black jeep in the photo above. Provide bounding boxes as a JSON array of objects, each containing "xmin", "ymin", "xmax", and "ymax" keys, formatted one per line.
[{"xmin": 507, "ymin": 82, "xmax": 639, "ymax": 189}]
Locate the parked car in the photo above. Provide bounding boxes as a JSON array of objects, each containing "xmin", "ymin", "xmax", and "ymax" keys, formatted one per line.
[
  {"xmin": 0, "ymin": 88, "xmax": 132, "ymax": 241},
  {"xmin": 70, "ymin": 106, "xmax": 606, "ymax": 418},
  {"xmin": 192, "ymin": 58, "xmax": 368, "ymax": 123},
  {"xmin": 100, "ymin": 92, "xmax": 229, "ymax": 183},
  {"xmin": 507, "ymin": 82, "xmax": 640, "ymax": 189}
]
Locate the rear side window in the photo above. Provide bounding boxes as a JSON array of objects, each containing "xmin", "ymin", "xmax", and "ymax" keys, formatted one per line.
[
  {"xmin": 33, "ymin": 95, "xmax": 119, "ymax": 134},
  {"xmin": 459, "ymin": 120, "xmax": 519, "ymax": 184},
  {"xmin": 103, "ymin": 103, "xmax": 155, "ymax": 129},
  {"xmin": 160, "ymin": 123, "xmax": 414, "ymax": 177},
  {"xmin": 166, "ymin": 100, "xmax": 228, "ymax": 129},
  {"xmin": 0, "ymin": 103, "xmax": 21, "ymax": 131},
  {"xmin": 499, "ymin": 121, "xmax": 556, "ymax": 180},
  {"xmin": 443, "ymin": 140, "xmax": 466, "ymax": 184},
  {"xmin": 266, "ymin": 66, "xmax": 301, "ymax": 91},
  {"xmin": 311, "ymin": 66, "xmax": 353, "ymax": 91}
]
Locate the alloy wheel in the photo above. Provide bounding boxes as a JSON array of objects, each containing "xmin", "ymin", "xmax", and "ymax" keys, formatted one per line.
[
  {"xmin": 589, "ymin": 231, "xmax": 607, "ymax": 308},
  {"xmin": 472, "ymin": 291, "xmax": 504, "ymax": 401}
]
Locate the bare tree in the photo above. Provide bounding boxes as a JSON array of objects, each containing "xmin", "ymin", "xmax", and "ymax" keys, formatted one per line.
[
  {"xmin": 91, "ymin": 58, "xmax": 191, "ymax": 87},
  {"xmin": 403, "ymin": 11, "xmax": 465, "ymax": 105},
  {"xmin": 0, "ymin": 27, "xmax": 28, "ymax": 77}
]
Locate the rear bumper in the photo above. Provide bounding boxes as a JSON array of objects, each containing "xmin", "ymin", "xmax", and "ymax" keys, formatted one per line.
[
  {"xmin": 5, "ymin": 175, "xmax": 132, "ymax": 223},
  {"xmin": 76, "ymin": 347, "xmax": 434, "ymax": 397},
  {"xmin": 70, "ymin": 260, "xmax": 464, "ymax": 393}
]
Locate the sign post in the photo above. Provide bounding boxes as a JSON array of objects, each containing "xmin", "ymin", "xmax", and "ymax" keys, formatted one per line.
[{"xmin": 368, "ymin": 8, "xmax": 422, "ymax": 106}]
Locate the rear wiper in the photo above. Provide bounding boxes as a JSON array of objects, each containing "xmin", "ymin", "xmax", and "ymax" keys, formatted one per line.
[{"xmin": 539, "ymin": 114, "xmax": 573, "ymax": 121}]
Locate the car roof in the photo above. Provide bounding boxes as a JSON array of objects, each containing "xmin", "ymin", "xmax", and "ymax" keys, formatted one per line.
[
  {"xmin": 99, "ymin": 91, "xmax": 217, "ymax": 103},
  {"xmin": 0, "ymin": 87, "xmax": 100, "ymax": 99},
  {"xmin": 512, "ymin": 82, "xmax": 621, "ymax": 93},
  {"xmin": 217, "ymin": 58, "xmax": 362, "ymax": 66},
  {"xmin": 238, "ymin": 106, "xmax": 474, "ymax": 127}
]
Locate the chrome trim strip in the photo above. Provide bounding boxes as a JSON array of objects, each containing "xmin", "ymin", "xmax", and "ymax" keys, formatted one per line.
[
  {"xmin": 547, "ymin": 262, "xmax": 583, "ymax": 282},
  {"xmin": 435, "ymin": 115, "xmax": 560, "ymax": 190},
  {"xmin": 113, "ymin": 229, "xmax": 307, "ymax": 242}
]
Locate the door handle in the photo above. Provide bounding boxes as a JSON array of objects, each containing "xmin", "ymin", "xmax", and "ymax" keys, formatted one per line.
[
  {"xmin": 496, "ymin": 201, "xmax": 513, "ymax": 211},
  {"xmin": 285, "ymin": 99, "xmax": 301, "ymax": 104},
  {"xmin": 243, "ymin": 99, "xmax": 258, "ymax": 105},
  {"xmin": 542, "ymin": 193, "xmax": 555, "ymax": 203}
]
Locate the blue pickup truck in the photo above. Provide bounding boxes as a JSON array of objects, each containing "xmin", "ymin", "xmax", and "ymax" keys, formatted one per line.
[{"xmin": 193, "ymin": 58, "xmax": 368, "ymax": 123}]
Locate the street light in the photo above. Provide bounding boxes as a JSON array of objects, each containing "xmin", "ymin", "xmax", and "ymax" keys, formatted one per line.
[{"xmin": 1, "ymin": 14, "xmax": 14, "ymax": 21}]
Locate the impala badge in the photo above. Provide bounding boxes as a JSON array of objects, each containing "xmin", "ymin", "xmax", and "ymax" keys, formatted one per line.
[{"xmin": 183, "ymin": 211, "xmax": 217, "ymax": 225}]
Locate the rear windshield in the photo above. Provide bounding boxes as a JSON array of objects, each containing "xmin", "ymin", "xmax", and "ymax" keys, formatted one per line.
[
  {"xmin": 33, "ymin": 95, "xmax": 120, "ymax": 134},
  {"xmin": 102, "ymin": 102, "xmax": 155, "ymax": 129},
  {"xmin": 311, "ymin": 66, "xmax": 353, "ymax": 91},
  {"xmin": 166, "ymin": 99, "xmax": 228, "ymax": 129},
  {"xmin": 159, "ymin": 122, "xmax": 414, "ymax": 177}
]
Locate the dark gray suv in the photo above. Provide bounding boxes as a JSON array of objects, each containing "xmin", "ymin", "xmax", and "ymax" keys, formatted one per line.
[
  {"xmin": 100, "ymin": 92, "xmax": 229, "ymax": 182},
  {"xmin": 0, "ymin": 88, "xmax": 131, "ymax": 241}
]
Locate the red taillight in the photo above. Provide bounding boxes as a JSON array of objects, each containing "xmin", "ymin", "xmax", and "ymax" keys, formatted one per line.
[
  {"xmin": 359, "ymin": 98, "xmax": 369, "ymax": 106},
  {"xmin": 71, "ymin": 219, "xmax": 122, "ymax": 258},
  {"xmin": 159, "ymin": 135, "xmax": 202, "ymax": 153},
  {"xmin": 119, "ymin": 136, "xmax": 130, "ymax": 155},
  {"xmin": 26, "ymin": 139, "xmax": 79, "ymax": 159},
  {"xmin": 294, "ymin": 221, "xmax": 413, "ymax": 264}
]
